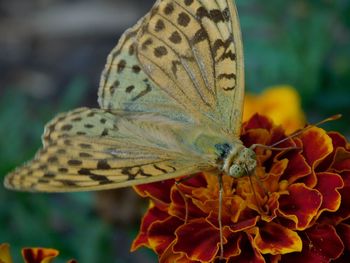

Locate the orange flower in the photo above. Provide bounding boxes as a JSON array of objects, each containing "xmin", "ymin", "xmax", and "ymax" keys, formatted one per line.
[
  {"xmin": 0, "ymin": 244, "xmax": 76, "ymax": 263},
  {"xmin": 243, "ymin": 86, "xmax": 305, "ymax": 134},
  {"xmin": 131, "ymin": 114, "xmax": 350, "ymax": 262}
]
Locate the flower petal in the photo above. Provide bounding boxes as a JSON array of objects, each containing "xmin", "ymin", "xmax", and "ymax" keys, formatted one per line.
[
  {"xmin": 0, "ymin": 244, "xmax": 12, "ymax": 263},
  {"xmin": 331, "ymin": 148, "xmax": 350, "ymax": 172},
  {"xmin": 317, "ymin": 132, "xmax": 348, "ymax": 171},
  {"xmin": 315, "ymin": 172, "xmax": 344, "ymax": 216},
  {"xmin": 329, "ymin": 171, "xmax": 350, "ymax": 223},
  {"xmin": 299, "ymin": 127, "xmax": 333, "ymax": 187},
  {"xmin": 148, "ymin": 216, "xmax": 184, "ymax": 255},
  {"xmin": 21, "ymin": 248, "xmax": 59, "ymax": 263},
  {"xmin": 131, "ymin": 206, "xmax": 170, "ymax": 251},
  {"xmin": 306, "ymin": 224, "xmax": 343, "ymax": 261},
  {"xmin": 282, "ymin": 224, "xmax": 344, "ymax": 262},
  {"xmin": 281, "ymin": 151, "xmax": 311, "ymax": 184},
  {"xmin": 169, "ymin": 184, "xmax": 207, "ymax": 221},
  {"xmin": 253, "ymin": 222, "xmax": 302, "ymax": 255},
  {"xmin": 133, "ymin": 180, "xmax": 174, "ymax": 206},
  {"xmin": 228, "ymin": 233, "xmax": 266, "ymax": 263},
  {"xmin": 173, "ymin": 219, "xmax": 220, "ymax": 262},
  {"xmin": 222, "ymin": 232, "xmax": 242, "ymax": 258},
  {"xmin": 279, "ymin": 183, "xmax": 322, "ymax": 230},
  {"xmin": 336, "ymin": 223, "xmax": 350, "ymax": 251},
  {"xmin": 158, "ymin": 242, "xmax": 188, "ymax": 263},
  {"xmin": 243, "ymin": 86, "xmax": 305, "ymax": 134}
]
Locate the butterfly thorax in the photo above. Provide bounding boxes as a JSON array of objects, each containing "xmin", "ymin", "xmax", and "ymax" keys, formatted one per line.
[{"xmin": 216, "ymin": 142, "xmax": 257, "ymax": 178}]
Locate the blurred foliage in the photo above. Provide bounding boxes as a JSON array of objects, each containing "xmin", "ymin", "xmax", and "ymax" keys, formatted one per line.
[
  {"xmin": 0, "ymin": 0, "xmax": 349, "ymax": 262},
  {"xmin": 241, "ymin": 0, "xmax": 350, "ymax": 133}
]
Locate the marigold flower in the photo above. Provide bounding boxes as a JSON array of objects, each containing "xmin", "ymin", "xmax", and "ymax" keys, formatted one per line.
[
  {"xmin": 243, "ymin": 86, "xmax": 305, "ymax": 134},
  {"xmin": 0, "ymin": 244, "xmax": 76, "ymax": 263},
  {"xmin": 132, "ymin": 114, "xmax": 350, "ymax": 262}
]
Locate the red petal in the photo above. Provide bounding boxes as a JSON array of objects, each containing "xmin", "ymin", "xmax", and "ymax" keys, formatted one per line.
[
  {"xmin": 241, "ymin": 129, "xmax": 271, "ymax": 148},
  {"xmin": 228, "ymin": 233, "xmax": 266, "ymax": 263},
  {"xmin": 180, "ymin": 173, "xmax": 207, "ymax": 188},
  {"xmin": 133, "ymin": 179, "xmax": 174, "ymax": 205},
  {"xmin": 263, "ymin": 159, "xmax": 289, "ymax": 193},
  {"xmin": 253, "ymin": 222, "xmax": 302, "ymax": 254},
  {"xmin": 279, "ymin": 183, "xmax": 322, "ymax": 230},
  {"xmin": 131, "ymin": 206, "xmax": 170, "ymax": 251},
  {"xmin": 243, "ymin": 114, "xmax": 274, "ymax": 131},
  {"xmin": 307, "ymin": 224, "xmax": 344, "ymax": 260},
  {"xmin": 336, "ymin": 223, "xmax": 350, "ymax": 251},
  {"xmin": 300, "ymin": 128, "xmax": 333, "ymax": 187},
  {"xmin": 148, "ymin": 216, "xmax": 183, "ymax": 255},
  {"xmin": 158, "ymin": 242, "xmax": 189, "ymax": 263},
  {"xmin": 317, "ymin": 132, "xmax": 348, "ymax": 171},
  {"xmin": 173, "ymin": 219, "xmax": 220, "ymax": 262},
  {"xmin": 229, "ymin": 216, "xmax": 260, "ymax": 232},
  {"xmin": 328, "ymin": 132, "xmax": 348, "ymax": 148},
  {"xmin": 21, "ymin": 248, "xmax": 59, "ymax": 263},
  {"xmin": 331, "ymin": 148, "xmax": 350, "ymax": 172},
  {"xmin": 328, "ymin": 171, "xmax": 350, "ymax": 223},
  {"xmin": 169, "ymin": 186, "xmax": 207, "ymax": 221},
  {"xmin": 300, "ymin": 128, "xmax": 333, "ymax": 168},
  {"xmin": 282, "ymin": 224, "xmax": 344, "ymax": 262},
  {"xmin": 315, "ymin": 172, "xmax": 344, "ymax": 216},
  {"xmin": 282, "ymin": 152, "xmax": 311, "ymax": 184},
  {"xmin": 222, "ymin": 232, "xmax": 242, "ymax": 258}
]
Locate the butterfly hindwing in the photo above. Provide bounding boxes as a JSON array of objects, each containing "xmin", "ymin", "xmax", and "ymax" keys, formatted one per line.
[{"xmin": 4, "ymin": 108, "xmax": 209, "ymax": 192}]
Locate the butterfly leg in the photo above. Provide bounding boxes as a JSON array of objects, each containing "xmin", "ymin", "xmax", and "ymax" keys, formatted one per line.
[
  {"xmin": 249, "ymin": 167, "xmax": 271, "ymax": 215},
  {"xmin": 175, "ymin": 174, "xmax": 198, "ymax": 224},
  {"xmin": 218, "ymin": 173, "xmax": 224, "ymax": 259}
]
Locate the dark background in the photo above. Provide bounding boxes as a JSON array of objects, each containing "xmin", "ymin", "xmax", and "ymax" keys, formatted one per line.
[{"xmin": 0, "ymin": 0, "xmax": 349, "ymax": 262}]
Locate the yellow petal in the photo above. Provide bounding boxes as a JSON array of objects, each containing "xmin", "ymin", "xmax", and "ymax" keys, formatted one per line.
[
  {"xmin": 0, "ymin": 244, "xmax": 13, "ymax": 263},
  {"xmin": 244, "ymin": 86, "xmax": 305, "ymax": 134}
]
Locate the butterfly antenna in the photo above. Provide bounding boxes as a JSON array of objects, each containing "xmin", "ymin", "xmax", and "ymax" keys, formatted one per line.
[{"xmin": 252, "ymin": 114, "xmax": 342, "ymax": 150}]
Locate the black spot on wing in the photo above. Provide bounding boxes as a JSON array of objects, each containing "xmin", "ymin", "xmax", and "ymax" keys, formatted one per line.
[
  {"xmin": 117, "ymin": 60, "xmax": 126, "ymax": 73},
  {"xmin": 68, "ymin": 160, "xmax": 82, "ymax": 166},
  {"xmin": 97, "ymin": 160, "xmax": 111, "ymax": 170},
  {"xmin": 126, "ymin": 85, "xmax": 135, "ymax": 93},
  {"xmin": 131, "ymin": 79, "xmax": 152, "ymax": 101},
  {"xmin": 191, "ymin": 28, "xmax": 208, "ymax": 45},
  {"xmin": 184, "ymin": 0, "xmax": 193, "ymax": 6},
  {"xmin": 178, "ymin": 12, "xmax": 191, "ymax": 27},
  {"xmin": 155, "ymin": 19, "xmax": 165, "ymax": 32},
  {"xmin": 141, "ymin": 38, "xmax": 153, "ymax": 50},
  {"xmin": 169, "ymin": 31, "xmax": 182, "ymax": 44},
  {"xmin": 90, "ymin": 174, "xmax": 113, "ymax": 185},
  {"xmin": 61, "ymin": 124, "xmax": 73, "ymax": 131},
  {"xmin": 164, "ymin": 3, "xmax": 174, "ymax": 15},
  {"xmin": 154, "ymin": 46, "xmax": 168, "ymax": 58},
  {"xmin": 218, "ymin": 73, "xmax": 236, "ymax": 80}
]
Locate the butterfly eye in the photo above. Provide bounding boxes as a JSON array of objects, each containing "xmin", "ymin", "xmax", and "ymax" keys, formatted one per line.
[{"xmin": 228, "ymin": 164, "xmax": 245, "ymax": 178}]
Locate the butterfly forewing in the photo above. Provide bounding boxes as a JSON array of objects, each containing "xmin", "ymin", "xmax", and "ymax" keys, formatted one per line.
[{"xmin": 99, "ymin": 0, "xmax": 244, "ymax": 134}]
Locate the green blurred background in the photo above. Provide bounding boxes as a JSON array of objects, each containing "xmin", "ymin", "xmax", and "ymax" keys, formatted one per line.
[{"xmin": 0, "ymin": 0, "xmax": 349, "ymax": 262}]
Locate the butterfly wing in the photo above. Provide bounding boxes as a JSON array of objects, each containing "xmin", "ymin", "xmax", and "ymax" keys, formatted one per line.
[
  {"xmin": 99, "ymin": 0, "xmax": 244, "ymax": 136},
  {"xmin": 5, "ymin": 0, "xmax": 245, "ymax": 192},
  {"xmin": 4, "ymin": 108, "xmax": 213, "ymax": 192}
]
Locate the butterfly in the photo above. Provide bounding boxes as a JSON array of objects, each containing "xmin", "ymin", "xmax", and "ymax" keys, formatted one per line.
[{"xmin": 4, "ymin": 0, "xmax": 256, "ymax": 257}]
